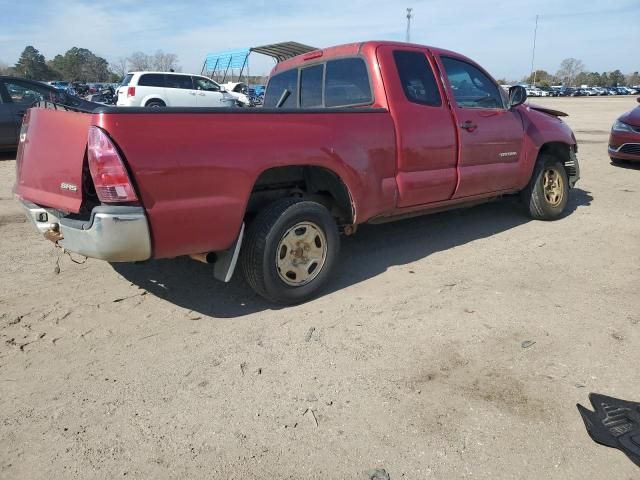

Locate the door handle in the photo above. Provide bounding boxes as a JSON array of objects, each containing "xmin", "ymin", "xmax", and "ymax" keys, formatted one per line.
[
  {"xmin": 460, "ymin": 121, "xmax": 477, "ymax": 131},
  {"xmin": 16, "ymin": 111, "xmax": 26, "ymax": 117},
  {"xmin": 198, "ymin": 93, "xmax": 206, "ymax": 96}
]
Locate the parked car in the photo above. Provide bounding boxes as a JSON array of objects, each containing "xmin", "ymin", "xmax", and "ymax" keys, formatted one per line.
[
  {"xmin": 48, "ymin": 81, "xmax": 71, "ymax": 91},
  {"xmin": 15, "ymin": 41, "xmax": 580, "ymax": 304},
  {"xmin": 539, "ymin": 86, "xmax": 559, "ymax": 97},
  {"xmin": 115, "ymin": 72, "xmax": 236, "ymax": 108},
  {"xmin": 609, "ymin": 97, "xmax": 640, "ymax": 164},
  {"xmin": 0, "ymin": 76, "xmax": 96, "ymax": 151},
  {"xmin": 222, "ymin": 82, "xmax": 252, "ymax": 107}
]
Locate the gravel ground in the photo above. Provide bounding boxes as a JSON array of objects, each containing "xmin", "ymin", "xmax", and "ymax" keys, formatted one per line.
[{"xmin": 0, "ymin": 96, "xmax": 639, "ymax": 479}]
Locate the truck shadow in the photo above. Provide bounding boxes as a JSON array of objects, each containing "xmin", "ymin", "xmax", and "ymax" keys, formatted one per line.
[
  {"xmin": 0, "ymin": 151, "xmax": 17, "ymax": 161},
  {"xmin": 113, "ymin": 189, "xmax": 592, "ymax": 318}
]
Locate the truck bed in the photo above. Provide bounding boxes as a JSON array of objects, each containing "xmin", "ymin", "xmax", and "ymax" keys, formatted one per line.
[{"xmin": 15, "ymin": 105, "xmax": 398, "ymax": 258}]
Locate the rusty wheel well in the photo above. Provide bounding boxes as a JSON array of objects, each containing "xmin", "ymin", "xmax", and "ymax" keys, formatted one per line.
[{"xmin": 246, "ymin": 166, "xmax": 354, "ymax": 225}]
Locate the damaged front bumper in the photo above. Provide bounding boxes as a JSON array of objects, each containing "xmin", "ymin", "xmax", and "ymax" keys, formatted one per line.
[{"xmin": 566, "ymin": 148, "xmax": 581, "ymax": 188}]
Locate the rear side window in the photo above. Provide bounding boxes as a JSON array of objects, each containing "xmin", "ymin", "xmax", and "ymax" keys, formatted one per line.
[
  {"xmin": 441, "ymin": 57, "xmax": 503, "ymax": 109},
  {"xmin": 166, "ymin": 75, "xmax": 193, "ymax": 90},
  {"xmin": 264, "ymin": 69, "xmax": 298, "ymax": 108},
  {"xmin": 300, "ymin": 64, "xmax": 324, "ymax": 108},
  {"xmin": 120, "ymin": 74, "xmax": 133, "ymax": 86},
  {"xmin": 325, "ymin": 58, "xmax": 372, "ymax": 107},
  {"xmin": 138, "ymin": 74, "xmax": 165, "ymax": 87},
  {"xmin": 393, "ymin": 51, "xmax": 441, "ymax": 107}
]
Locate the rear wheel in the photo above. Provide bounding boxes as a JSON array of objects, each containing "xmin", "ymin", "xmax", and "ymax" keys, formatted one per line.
[
  {"xmin": 521, "ymin": 154, "xmax": 569, "ymax": 220},
  {"xmin": 241, "ymin": 198, "xmax": 339, "ymax": 304},
  {"xmin": 145, "ymin": 100, "xmax": 165, "ymax": 108}
]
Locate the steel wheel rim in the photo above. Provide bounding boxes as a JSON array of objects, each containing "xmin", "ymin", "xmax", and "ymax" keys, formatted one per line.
[
  {"xmin": 275, "ymin": 222, "xmax": 328, "ymax": 287},
  {"xmin": 543, "ymin": 168, "xmax": 564, "ymax": 207}
]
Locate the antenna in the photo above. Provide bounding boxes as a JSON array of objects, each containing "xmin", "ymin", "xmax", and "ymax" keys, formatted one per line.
[
  {"xmin": 530, "ymin": 15, "xmax": 539, "ymax": 86},
  {"xmin": 406, "ymin": 8, "xmax": 413, "ymax": 43}
]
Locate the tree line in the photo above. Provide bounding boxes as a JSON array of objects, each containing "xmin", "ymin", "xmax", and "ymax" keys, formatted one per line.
[
  {"xmin": 504, "ymin": 58, "xmax": 639, "ymax": 87},
  {"xmin": 0, "ymin": 46, "xmax": 181, "ymax": 83}
]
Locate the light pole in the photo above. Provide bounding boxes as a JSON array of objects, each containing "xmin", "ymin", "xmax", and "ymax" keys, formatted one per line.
[
  {"xmin": 530, "ymin": 14, "xmax": 539, "ymax": 86},
  {"xmin": 406, "ymin": 8, "xmax": 413, "ymax": 43}
]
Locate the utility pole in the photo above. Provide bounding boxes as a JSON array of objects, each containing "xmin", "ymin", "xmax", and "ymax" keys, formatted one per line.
[
  {"xmin": 530, "ymin": 14, "xmax": 539, "ymax": 86},
  {"xmin": 406, "ymin": 8, "xmax": 413, "ymax": 43}
]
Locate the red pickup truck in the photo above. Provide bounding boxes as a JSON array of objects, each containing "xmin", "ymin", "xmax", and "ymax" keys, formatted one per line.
[{"xmin": 15, "ymin": 41, "xmax": 580, "ymax": 304}]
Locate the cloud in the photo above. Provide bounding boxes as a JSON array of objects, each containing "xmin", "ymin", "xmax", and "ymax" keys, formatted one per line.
[{"xmin": 1, "ymin": 0, "xmax": 638, "ymax": 80}]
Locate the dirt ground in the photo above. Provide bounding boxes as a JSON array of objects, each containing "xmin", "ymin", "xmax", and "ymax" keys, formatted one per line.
[{"xmin": 1, "ymin": 96, "xmax": 639, "ymax": 479}]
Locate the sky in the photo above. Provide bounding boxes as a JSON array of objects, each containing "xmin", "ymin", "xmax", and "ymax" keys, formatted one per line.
[{"xmin": 0, "ymin": 0, "xmax": 638, "ymax": 80}]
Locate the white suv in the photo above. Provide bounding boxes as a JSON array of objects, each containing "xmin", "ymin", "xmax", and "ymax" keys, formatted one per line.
[{"xmin": 116, "ymin": 72, "xmax": 237, "ymax": 108}]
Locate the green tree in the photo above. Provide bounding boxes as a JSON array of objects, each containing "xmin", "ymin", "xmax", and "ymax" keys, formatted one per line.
[
  {"xmin": 525, "ymin": 69, "xmax": 557, "ymax": 86},
  {"xmin": 49, "ymin": 47, "xmax": 111, "ymax": 82},
  {"xmin": 14, "ymin": 46, "xmax": 54, "ymax": 80},
  {"xmin": 608, "ymin": 69, "xmax": 625, "ymax": 86},
  {"xmin": 626, "ymin": 71, "xmax": 640, "ymax": 87}
]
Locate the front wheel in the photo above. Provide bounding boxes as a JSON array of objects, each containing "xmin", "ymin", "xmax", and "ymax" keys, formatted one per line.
[
  {"xmin": 521, "ymin": 155, "xmax": 569, "ymax": 220},
  {"xmin": 240, "ymin": 198, "xmax": 340, "ymax": 304}
]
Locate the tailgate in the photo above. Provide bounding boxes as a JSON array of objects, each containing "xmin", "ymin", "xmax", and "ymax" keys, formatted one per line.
[{"xmin": 14, "ymin": 107, "xmax": 92, "ymax": 213}]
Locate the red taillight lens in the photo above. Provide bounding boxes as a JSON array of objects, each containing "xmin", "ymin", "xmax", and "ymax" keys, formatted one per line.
[
  {"xmin": 127, "ymin": 86, "xmax": 135, "ymax": 97},
  {"xmin": 87, "ymin": 126, "xmax": 138, "ymax": 203}
]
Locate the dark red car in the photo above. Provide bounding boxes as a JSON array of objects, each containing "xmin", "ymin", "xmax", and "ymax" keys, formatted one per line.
[
  {"xmin": 609, "ymin": 98, "xmax": 640, "ymax": 163},
  {"xmin": 15, "ymin": 41, "xmax": 581, "ymax": 304}
]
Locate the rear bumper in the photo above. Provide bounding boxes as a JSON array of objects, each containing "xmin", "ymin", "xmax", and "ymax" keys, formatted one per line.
[{"xmin": 20, "ymin": 199, "xmax": 152, "ymax": 262}]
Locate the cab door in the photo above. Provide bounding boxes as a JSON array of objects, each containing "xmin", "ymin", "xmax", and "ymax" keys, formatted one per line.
[
  {"xmin": 0, "ymin": 82, "xmax": 17, "ymax": 147},
  {"xmin": 376, "ymin": 46, "xmax": 458, "ymax": 207},
  {"xmin": 164, "ymin": 74, "xmax": 198, "ymax": 107},
  {"xmin": 435, "ymin": 55, "xmax": 524, "ymax": 198},
  {"xmin": 192, "ymin": 77, "xmax": 225, "ymax": 107}
]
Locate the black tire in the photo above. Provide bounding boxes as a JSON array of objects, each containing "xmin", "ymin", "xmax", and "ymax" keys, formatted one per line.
[
  {"xmin": 521, "ymin": 154, "xmax": 569, "ymax": 220},
  {"xmin": 610, "ymin": 157, "xmax": 628, "ymax": 165},
  {"xmin": 241, "ymin": 198, "xmax": 340, "ymax": 304},
  {"xmin": 145, "ymin": 100, "xmax": 165, "ymax": 108}
]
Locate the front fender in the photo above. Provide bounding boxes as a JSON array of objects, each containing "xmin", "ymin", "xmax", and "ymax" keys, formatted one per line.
[{"xmin": 518, "ymin": 104, "xmax": 577, "ymax": 187}]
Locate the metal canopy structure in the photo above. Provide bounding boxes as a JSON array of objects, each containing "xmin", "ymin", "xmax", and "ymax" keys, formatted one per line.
[
  {"xmin": 202, "ymin": 48, "xmax": 251, "ymax": 83},
  {"xmin": 250, "ymin": 41, "xmax": 318, "ymax": 63},
  {"xmin": 201, "ymin": 42, "xmax": 319, "ymax": 84}
]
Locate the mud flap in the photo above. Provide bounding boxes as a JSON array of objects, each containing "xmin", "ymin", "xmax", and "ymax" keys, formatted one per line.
[
  {"xmin": 213, "ymin": 223, "xmax": 245, "ymax": 283},
  {"xmin": 577, "ymin": 393, "xmax": 640, "ymax": 467}
]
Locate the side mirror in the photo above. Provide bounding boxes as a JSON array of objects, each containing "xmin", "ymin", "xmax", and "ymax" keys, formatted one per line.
[
  {"xmin": 509, "ymin": 85, "xmax": 527, "ymax": 108},
  {"xmin": 218, "ymin": 85, "xmax": 226, "ymax": 92}
]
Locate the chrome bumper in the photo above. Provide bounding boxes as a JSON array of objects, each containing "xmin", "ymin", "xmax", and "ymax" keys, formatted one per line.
[{"xmin": 20, "ymin": 200, "xmax": 151, "ymax": 262}]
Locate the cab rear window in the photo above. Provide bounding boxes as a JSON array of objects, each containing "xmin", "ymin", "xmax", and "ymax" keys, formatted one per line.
[
  {"xmin": 264, "ymin": 69, "xmax": 298, "ymax": 108},
  {"xmin": 264, "ymin": 57, "xmax": 372, "ymax": 108},
  {"xmin": 325, "ymin": 58, "xmax": 372, "ymax": 107}
]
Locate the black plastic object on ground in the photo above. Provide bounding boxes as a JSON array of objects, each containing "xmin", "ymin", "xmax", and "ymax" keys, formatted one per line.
[{"xmin": 577, "ymin": 393, "xmax": 640, "ymax": 467}]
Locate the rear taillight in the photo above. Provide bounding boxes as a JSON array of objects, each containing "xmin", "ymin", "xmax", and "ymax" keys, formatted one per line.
[
  {"xmin": 87, "ymin": 126, "xmax": 138, "ymax": 203},
  {"xmin": 127, "ymin": 86, "xmax": 136, "ymax": 97}
]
